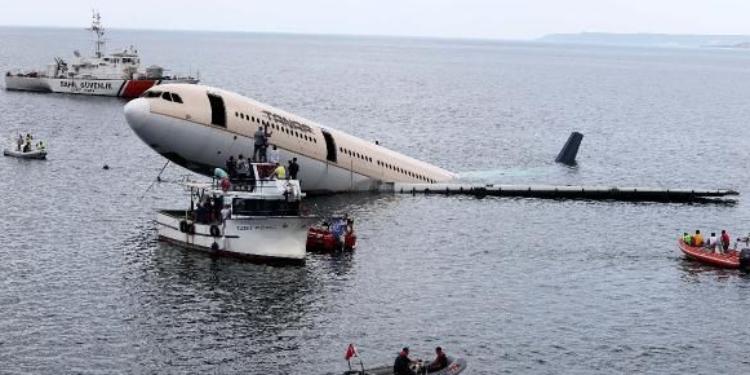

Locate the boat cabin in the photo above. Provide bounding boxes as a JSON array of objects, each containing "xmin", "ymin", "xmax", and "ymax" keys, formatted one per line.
[{"xmin": 183, "ymin": 163, "xmax": 304, "ymax": 224}]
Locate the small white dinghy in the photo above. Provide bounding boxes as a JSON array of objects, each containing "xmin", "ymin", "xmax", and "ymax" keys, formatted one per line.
[{"xmin": 3, "ymin": 148, "xmax": 47, "ymax": 160}]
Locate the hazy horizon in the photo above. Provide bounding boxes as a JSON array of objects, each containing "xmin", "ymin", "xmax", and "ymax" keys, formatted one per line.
[{"xmin": 2, "ymin": 0, "xmax": 750, "ymax": 40}]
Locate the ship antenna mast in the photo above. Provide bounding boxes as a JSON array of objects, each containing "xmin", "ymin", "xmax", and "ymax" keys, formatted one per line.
[{"xmin": 89, "ymin": 10, "xmax": 105, "ymax": 58}]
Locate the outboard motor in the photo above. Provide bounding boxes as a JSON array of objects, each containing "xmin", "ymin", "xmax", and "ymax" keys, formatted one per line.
[{"xmin": 740, "ymin": 249, "xmax": 750, "ymax": 271}]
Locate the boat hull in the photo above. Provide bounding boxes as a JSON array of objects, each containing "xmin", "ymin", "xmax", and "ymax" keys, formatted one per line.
[
  {"xmin": 677, "ymin": 239, "xmax": 739, "ymax": 269},
  {"xmin": 3, "ymin": 148, "xmax": 46, "ymax": 159},
  {"xmin": 4, "ymin": 76, "xmax": 198, "ymax": 98},
  {"xmin": 156, "ymin": 210, "xmax": 317, "ymax": 265}
]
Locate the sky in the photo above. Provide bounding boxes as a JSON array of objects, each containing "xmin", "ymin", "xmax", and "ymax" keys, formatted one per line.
[{"xmin": 1, "ymin": 0, "xmax": 750, "ymax": 40}]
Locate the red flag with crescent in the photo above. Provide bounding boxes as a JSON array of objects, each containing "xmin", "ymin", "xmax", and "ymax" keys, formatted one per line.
[{"xmin": 345, "ymin": 343, "xmax": 358, "ymax": 360}]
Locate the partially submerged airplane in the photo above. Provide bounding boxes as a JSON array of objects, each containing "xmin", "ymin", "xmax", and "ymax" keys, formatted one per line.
[
  {"xmin": 124, "ymin": 84, "xmax": 455, "ymax": 193},
  {"xmin": 124, "ymin": 83, "xmax": 737, "ymax": 203}
]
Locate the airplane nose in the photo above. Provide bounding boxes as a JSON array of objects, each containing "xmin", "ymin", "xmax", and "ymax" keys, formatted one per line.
[{"xmin": 123, "ymin": 98, "xmax": 151, "ymax": 132}]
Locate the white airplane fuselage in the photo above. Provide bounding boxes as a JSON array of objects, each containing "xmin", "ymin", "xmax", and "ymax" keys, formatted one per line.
[{"xmin": 124, "ymin": 84, "xmax": 455, "ymax": 193}]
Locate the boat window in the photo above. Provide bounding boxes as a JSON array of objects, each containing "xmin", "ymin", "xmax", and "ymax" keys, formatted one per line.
[
  {"xmin": 171, "ymin": 93, "xmax": 183, "ymax": 103},
  {"xmin": 161, "ymin": 92, "xmax": 173, "ymax": 101},
  {"xmin": 232, "ymin": 198, "xmax": 300, "ymax": 216}
]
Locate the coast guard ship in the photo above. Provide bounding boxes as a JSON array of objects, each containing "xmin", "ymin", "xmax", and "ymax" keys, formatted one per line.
[{"xmin": 4, "ymin": 12, "xmax": 198, "ymax": 98}]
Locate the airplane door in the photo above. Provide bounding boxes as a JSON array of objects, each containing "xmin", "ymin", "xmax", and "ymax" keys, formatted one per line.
[
  {"xmin": 321, "ymin": 130, "xmax": 337, "ymax": 163},
  {"xmin": 207, "ymin": 93, "xmax": 226, "ymax": 127}
]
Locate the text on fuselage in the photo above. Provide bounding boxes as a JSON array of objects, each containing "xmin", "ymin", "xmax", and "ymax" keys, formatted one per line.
[{"xmin": 261, "ymin": 110, "xmax": 312, "ymax": 133}]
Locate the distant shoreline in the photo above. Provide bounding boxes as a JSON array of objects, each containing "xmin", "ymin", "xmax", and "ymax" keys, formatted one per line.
[{"xmin": 538, "ymin": 32, "xmax": 750, "ymax": 49}]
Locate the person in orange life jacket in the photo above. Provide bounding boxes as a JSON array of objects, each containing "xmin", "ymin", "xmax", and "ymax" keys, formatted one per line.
[{"xmin": 692, "ymin": 230, "xmax": 704, "ymax": 247}]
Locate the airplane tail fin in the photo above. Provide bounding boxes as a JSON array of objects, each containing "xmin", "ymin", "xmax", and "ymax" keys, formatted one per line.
[{"xmin": 555, "ymin": 131, "xmax": 583, "ymax": 166}]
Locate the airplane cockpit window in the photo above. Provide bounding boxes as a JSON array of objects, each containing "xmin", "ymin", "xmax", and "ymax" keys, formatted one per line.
[
  {"xmin": 142, "ymin": 90, "xmax": 162, "ymax": 98},
  {"xmin": 171, "ymin": 93, "xmax": 183, "ymax": 103},
  {"xmin": 161, "ymin": 92, "xmax": 173, "ymax": 102}
]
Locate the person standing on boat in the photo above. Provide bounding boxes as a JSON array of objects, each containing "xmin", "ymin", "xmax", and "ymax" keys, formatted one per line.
[
  {"xmin": 236, "ymin": 154, "xmax": 249, "ymax": 181},
  {"xmin": 267, "ymin": 145, "xmax": 280, "ymax": 164},
  {"xmin": 16, "ymin": 134, "xmax": 23, "ymax": 151},
  {"xmin": 393, "ymin": 347, "xmax": 417, "ymax": 375},
  {"xmin": 721, "ymin": 230, "xmax": 731, "ymax": 252},
  {"xmin": 253, "ymin": 126, "xmax": 265, "ymax": 161},
  {"xmin": 225, "ymin": 156, "xmax": 236, "ymax": 178},
  {"xmin": 708, "ymin": 233, "xmax": 719, "ymax": 253},
  {"xmin": 288, "ymin": 158, "xmax": 300, "ymax": 180},
  {"xmin": 272, "ymin": 162, "xmax": 286, "ymax": 180}
]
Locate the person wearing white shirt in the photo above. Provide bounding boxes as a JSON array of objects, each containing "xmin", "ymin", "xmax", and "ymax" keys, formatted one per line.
[
  {"xmin": 267, "ymin": 145, "xmax": 280, "ymax": 164},
  {"xmin": 707, "ymin": 233, "xmax": 718, "ymax": 252}
]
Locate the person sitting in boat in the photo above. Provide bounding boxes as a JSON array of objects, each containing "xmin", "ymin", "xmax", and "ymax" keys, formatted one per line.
[
  {"xmin": 272, "ymin": 162, "xmax": 286, "ymax": 180},
  {"xmin": 426, "ymin": 347, "xmax": 449, "ymax": 373},
  {"xmin": 721, "ymin": 230, "xmax": 731, "ymax": 252},
  {"xmin": 682, "ymin": 232, "xmax": 692, "ymax": 245},
  {"xmin": 36, "ymin": 141, "xmax": 45, "ymax": 151},
  {"xmin": 707, "ymin": 233, "xmax": 719, "ymax": 253},
  {"xmin": 393, "ymin": 347, "xmax": 417, "ymax": 375},
  {"xmin": 22, "ymin": 141, "xmax": 31, "ymax": 153},
  {"xmin": 692, "ymin": 230, "xmax": 704, "ymax": 247}
]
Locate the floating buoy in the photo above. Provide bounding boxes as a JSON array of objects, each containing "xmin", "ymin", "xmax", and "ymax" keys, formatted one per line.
[{"xmin": 102, "ymin": 164, "xmax": 110, "ymax": 170}]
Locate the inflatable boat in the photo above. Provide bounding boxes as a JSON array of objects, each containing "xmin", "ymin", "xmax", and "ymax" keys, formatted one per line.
[
  {"xmin": 677, "ymin": 239, "xmax": 750, "ymax": 270},
  {"xmin": 307, "ymin": 216, "xmax": 356, "ymax": 252},
  {"xmin": 3, "ymin": 148, "xmax": 46, "ymax": 160},
  {"xmin": 343, "ymin": 357, "xmax": 467, "ymax": 375}
]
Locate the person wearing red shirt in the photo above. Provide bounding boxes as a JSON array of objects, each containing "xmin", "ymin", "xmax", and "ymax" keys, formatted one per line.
[{"xmin": 721, "ymin": 230, "xmax": 731, "ymax": 253}]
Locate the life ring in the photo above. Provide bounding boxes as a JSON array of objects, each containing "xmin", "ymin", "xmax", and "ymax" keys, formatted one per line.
[
  {"xmin": 187, "ymin": 223, "xmax": 196, "ymax": 235},
  {"xmin": 179, "ymin": 220, "xmax": 187, "ymax": 233},
  {"xmin": 211, "ymin": 242, "xmax": 219, "ymax": 252},
  {"xmin": 210, "ymin": 225, "xmax": 221, "ymax": 237}
]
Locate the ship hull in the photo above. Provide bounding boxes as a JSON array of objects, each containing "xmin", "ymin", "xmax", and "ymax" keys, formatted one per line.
[{"xmin": 4, "ymin": 76, "xmax": 198, "ymax": 98}]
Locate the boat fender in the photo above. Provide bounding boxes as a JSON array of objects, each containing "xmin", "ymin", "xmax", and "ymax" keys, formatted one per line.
[
  {"xmin": 740, "ymin": 249, "xmax": 750, "ymax": 271},
  {"xmin": 211, "ymin": 242, "xmax": 219, "ymax": 252},
  {"xmin": 179, "ymin": 220, "xmax": 187, "ymax": 233},
  {"xmin": 187, "ymin": 223, "xmax": 196, "ymax": 235},
  {"xmin": 210, "ymin": 225, "xmax": 221, "ymax": 237}
]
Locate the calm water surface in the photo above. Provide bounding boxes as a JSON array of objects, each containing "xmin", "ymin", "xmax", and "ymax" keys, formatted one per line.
[{"xmin": 2, "ymin": 28, "xmax": 750, "ymax": 374}]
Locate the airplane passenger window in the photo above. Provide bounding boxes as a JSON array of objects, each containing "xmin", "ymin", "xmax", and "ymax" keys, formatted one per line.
[
  {"xmin": 161, "ymin": 92, "xmax": 173, "ymax": 101},
  {"xmin": 171, "ymin": 93, "xmax": 183, "ymax": 103}
]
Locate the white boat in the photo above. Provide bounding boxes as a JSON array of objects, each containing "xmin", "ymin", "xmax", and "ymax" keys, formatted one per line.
[
  {"xmin": 156, "ymin": 163, "xmax": 317, "ymax": 265},
  {"xmin": 4, "ymin": 11, "xmax": 198, "ymax": 98},
  {"xmin": 3, "ymin": 148, "xmax": 46, "ymax": 160}
]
